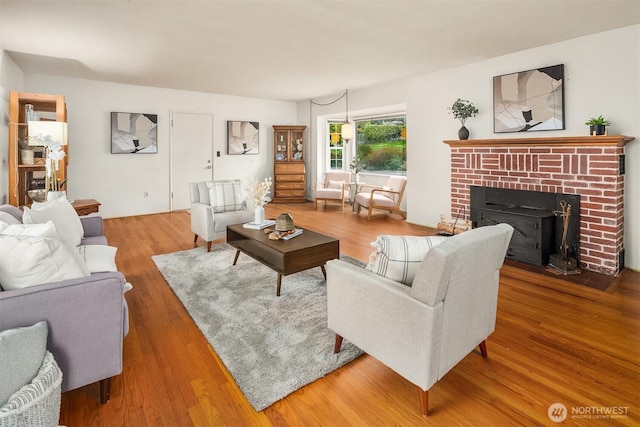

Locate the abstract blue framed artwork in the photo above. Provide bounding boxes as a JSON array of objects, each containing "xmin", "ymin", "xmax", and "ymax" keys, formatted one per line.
[{"xmin": 493, "ymin": 64, "xmax": 564, "ymax": 133}]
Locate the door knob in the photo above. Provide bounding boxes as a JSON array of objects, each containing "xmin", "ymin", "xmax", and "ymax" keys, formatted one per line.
[{"xmin": 206, "ymin": 165, "xmax": 212, "ymax": 169}]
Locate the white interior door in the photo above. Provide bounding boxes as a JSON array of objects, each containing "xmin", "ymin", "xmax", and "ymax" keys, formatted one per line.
[{"xmin": 170, "ymin": 111, "xmax": 214, "ymax": 211}]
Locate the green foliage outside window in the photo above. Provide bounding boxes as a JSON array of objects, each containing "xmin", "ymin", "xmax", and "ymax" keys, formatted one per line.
[{"xmin": 355, "ymin": 116, "xmax": 406, "ymax": 174}]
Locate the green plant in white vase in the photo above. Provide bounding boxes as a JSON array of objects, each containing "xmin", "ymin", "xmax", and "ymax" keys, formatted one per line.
[{"xmin": 349, "ymin": 156, "xmax": 367, "ymax": 183}]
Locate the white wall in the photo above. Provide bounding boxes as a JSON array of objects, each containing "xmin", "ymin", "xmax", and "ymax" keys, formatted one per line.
[
  {"xmin": 298, "ymin": 25, "xmax": 640, "ymax": 270},
  {"xmin": 21, "ymin": 75, "xmax": 298, "ymax": 218},
  {"xmin": 0, "ymin": 8, "xmax": 27, "ymax": 204}
]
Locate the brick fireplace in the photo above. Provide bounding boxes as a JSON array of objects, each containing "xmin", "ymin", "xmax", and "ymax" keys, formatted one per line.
[{"xmin": 444, "ymin": 135, "xmax": 634, "ymax": 276}]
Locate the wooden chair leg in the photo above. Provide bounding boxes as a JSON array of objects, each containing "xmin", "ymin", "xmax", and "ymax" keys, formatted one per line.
[
  {"xmin": 479, "ymin": 340, "xmax": 488, "ymax": 358},
  {"xmin": 334, "ymin": 334, "xmax": 343, "ymax": 353},
  {"xmin": 206, "ymin": 241, "xmax": 212, "ymax": 252},
  {"xmin": 418, "ymin": 388, "xmax": 428, "ymax": 416},
  {"xmin": 100, "ymin": 377, "xmax": 111, "ymax": 404},
  {"xmin": 367, "ymin": 206, "xmax": 373, "ymax": 220}
]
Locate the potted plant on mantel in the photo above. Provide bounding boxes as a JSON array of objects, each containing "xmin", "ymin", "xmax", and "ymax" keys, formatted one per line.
[
  {"xmin": 448, "ymin": 98, "xmax": 479, "ymax": 140},
  {"xmin": 585, "ymin": 115, "xmax": 611, "ymax": 136}
]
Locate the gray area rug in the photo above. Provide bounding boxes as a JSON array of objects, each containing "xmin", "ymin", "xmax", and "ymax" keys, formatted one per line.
[{"xmin": 151, "ymin": 244, "xmax": 363, "ymax": 411}]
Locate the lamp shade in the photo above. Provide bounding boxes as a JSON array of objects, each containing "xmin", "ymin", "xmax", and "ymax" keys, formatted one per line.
[
  {"xmin": 341, "ymin": 123, "xmax": 353, "ymax": 142},
  {"xmin": 27, "ymin": 121, "xmax": 68, "ymax": 147}
]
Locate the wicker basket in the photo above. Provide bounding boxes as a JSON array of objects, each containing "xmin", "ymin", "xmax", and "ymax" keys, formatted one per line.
[{"xmin": 0, "ymin": 351, "xmax": 62, "ymax": 427}]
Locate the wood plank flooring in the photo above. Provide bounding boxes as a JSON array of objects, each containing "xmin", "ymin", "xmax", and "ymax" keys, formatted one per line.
[{"xmin": 59, "ymin": 202, "xmax": 640, "ymax": 426}]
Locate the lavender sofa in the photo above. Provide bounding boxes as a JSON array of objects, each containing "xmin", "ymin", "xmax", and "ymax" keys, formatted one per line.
[{"xmin": 0, "ymin": 204, "xmax": 129, "ymax": 404}]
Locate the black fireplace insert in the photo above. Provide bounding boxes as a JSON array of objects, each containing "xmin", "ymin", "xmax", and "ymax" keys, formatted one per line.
[{"xmin": 470, "ymin": 186, "xmax": 580, "ymax": 266}]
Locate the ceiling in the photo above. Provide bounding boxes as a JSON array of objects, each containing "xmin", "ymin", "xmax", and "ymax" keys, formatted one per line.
[{"xmin": 2, "ymin": 1, "xmax": 639, "ymax": 102}]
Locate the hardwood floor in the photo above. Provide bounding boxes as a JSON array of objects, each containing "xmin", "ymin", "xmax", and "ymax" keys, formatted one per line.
[{"xmin": 59, "ymin": 202, "xmax": 640, "ymax": 426}]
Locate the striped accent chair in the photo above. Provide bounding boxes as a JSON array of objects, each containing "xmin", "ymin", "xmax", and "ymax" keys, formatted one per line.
[{"xmin": 190, "ymin": 180, "xmax": 254, "ymax": 251}]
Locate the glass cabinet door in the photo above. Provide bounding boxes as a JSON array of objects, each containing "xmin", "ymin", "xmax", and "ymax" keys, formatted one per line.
[
  {"xmin": 275, "ymin": 130, "xmax": 288, "ymax": 161},
  {"xmin": 291, "ymin": 129, "xmax": 304, "ymax": 161}
]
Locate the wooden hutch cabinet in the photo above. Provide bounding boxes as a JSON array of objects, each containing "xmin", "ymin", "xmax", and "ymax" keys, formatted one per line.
[
  {"xmin": 272, "ymin": 125, "xmax": 306, "ymax": 203},
  {"xmin": 8, "ymin": 91, "xmax": 67, "ymax": 206}
]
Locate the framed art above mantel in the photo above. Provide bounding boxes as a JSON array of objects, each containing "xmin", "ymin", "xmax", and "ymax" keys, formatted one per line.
[{"xmin": 493, "ymin": 64, "xmax": 564, "ymax": 134}]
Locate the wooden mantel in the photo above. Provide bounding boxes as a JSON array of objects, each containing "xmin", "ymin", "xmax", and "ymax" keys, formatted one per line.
[{"xmin": 444, "ymin": 135, "xmax": 634, "ymax": 147}]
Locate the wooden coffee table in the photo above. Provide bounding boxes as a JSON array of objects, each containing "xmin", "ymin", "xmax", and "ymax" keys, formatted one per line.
[{"xmin": 226, "ymin": 223, "xmax": 339, "ymax": 296}]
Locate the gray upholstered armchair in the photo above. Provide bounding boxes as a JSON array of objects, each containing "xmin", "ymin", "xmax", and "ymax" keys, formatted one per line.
[
  {"xmin": 190, "ymin": 180, "xmax": 254, "ymax": 251},
  {"xmin": 327, "ymin": 224, "xmax": 514, "ymax": 416}
]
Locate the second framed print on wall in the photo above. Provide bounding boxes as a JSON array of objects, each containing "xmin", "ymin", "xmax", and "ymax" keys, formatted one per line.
[{"xmin": 227, "ymin": 121, "xmax": 259, "ymax": 155}]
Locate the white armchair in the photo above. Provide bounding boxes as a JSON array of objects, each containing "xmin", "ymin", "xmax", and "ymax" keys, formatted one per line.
[
  {"xmin": 189, "ymin": 180, "xmax": 254, "ymax": 251},
  {"xmin": 314, "ymin": 171, "xmax": 352, "ymax": 210},
  {"xmin": 355, "ymin": 176, "xmax": 407, "ymax": 220},
  {"xmin": 327, "ymin": 224, "xmax": 514, "ymax": 416}
]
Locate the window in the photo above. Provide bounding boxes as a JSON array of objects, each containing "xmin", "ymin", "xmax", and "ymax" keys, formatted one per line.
[
  {"xmin": 328, "ymin": 121, "xmax": 347, "ymax": 170},
  {"xmin": 354, "ymin": 115, "xmax": 406, "ymax": 175}
]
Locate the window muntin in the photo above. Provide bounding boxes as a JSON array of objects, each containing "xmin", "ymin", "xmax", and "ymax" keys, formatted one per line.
[{"xmin": 328, "ymin": 121, "xmax": 346, "ymax": 170}]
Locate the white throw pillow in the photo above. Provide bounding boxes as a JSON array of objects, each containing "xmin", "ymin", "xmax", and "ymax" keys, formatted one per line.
[
  {"xmin": 327, "ymin": 180, "xmax": 345, "ymax": 189},
  {"xmin": 76, "ymin": 245, "xmax": 118, "ymax": 273},
  {"xmin": 0, "ymin": 220, "xmax": 60, "ymax": 239},
  {"xmin": 207, "ymin": 181, "xmax": 245, "ymax": 213},
  {"xmin": 22, "ymin": 198, "xmax": 84, "ymax": 248},
  {"xmin": 0, "ymin": 235, "xmax": 90, "ymax": 291},
  {"xmin": 365, "ymin": 235, "xmax": 447, "ymax": 285}
]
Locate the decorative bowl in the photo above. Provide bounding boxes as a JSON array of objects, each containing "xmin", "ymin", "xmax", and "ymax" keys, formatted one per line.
[{"xmin": 27, "ymin": 189, "xmax": 47, "ymax": 203}]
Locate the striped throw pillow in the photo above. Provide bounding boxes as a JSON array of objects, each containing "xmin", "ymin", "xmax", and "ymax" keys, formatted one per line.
[
  {"xmin": 207, "ymin": 181, "xmax": 246, "ymax": 213},
  {"xmin": 365, "ymin": 235, "xmax": 447, "ymax": 285}
]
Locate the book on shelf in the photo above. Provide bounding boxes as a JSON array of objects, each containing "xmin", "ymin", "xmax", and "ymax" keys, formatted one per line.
[
  {"xmin": 243, "ymin": 219, "xmax": 276, "ymax": 229},
  {"xmin": 281, "ymin": 229, "xmax": 303, "ymax": 240}
]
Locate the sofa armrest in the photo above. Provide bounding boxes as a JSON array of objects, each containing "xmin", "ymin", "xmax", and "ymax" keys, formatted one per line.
[
  {"xmin": 0, "ymin": 272, "xmax": 128, "ymax": 393},
  {"xmin": 80, "ymin": 214, "xmax": 104, "ymax": 238}
]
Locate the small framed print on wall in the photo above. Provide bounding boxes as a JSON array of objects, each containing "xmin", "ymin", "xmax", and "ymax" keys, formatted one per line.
[
  {"xmin": 493, "ymin": 64, "xmax": 564, "ymax": 133},
  {"xmin": 227, "ymin": 121, "xmax": 259, "ymax": 155},
  {"xmin": 111, "ymin": 112, "xmax": 158, "ymax": 153}
]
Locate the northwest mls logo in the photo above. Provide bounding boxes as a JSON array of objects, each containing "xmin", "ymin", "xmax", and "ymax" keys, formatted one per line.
[
  {"xmin": 548, "ymin": 403, "xmax": 568, "ymax": 423},
  {"xmin": 548, "ymin": 403, "xmax": 629, "ymax": 422}
]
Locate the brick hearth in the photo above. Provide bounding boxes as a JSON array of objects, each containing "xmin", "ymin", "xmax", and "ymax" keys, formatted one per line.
[{"xmin": 444, "ymin": 135, "xmax": 634, "ymax": 275}]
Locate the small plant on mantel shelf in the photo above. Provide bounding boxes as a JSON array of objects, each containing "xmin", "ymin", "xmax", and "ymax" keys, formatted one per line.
[
  {"xmin": 585, "ymin": 115, "xmax": 611, "ymax": 136},
  {"xmin": 448, "ymin": 98, "xmax": 479, "ymax": 140}
]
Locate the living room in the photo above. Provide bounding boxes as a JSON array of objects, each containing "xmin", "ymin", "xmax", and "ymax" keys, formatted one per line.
[{"xmin": 1, "ymin": 1, "xmax": 639, "ymax": 425}]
